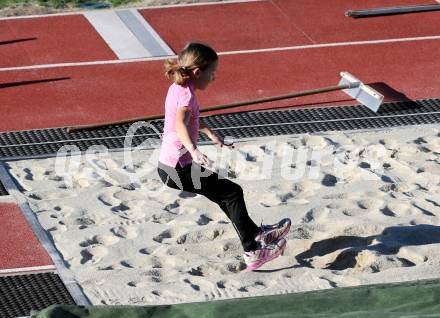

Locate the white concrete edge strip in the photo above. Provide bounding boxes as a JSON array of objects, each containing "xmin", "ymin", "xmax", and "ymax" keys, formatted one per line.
[
  {"xmin": 129, "ymin": 8, "xmax": 175, "ymax": 56},
  {"xmin": 0, "ymin": 265, "xmax": 56, "ymax": 275},
  {"xmin": 1, "ymin": 35, "xmax": 440, "ymax": 72},
  {"xmin": 84, "ymin": 10, "xmax": 151, "ymax": 59},
  {"xmin": 0, "ymin": 162, "xmax": 92, "ymax": 306},
  {"xmin": 0, "ymin": 0, "xmax": 261, "ymax": 20}
]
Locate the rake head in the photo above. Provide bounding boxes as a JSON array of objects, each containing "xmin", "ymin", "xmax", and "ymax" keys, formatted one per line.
[{"xmin": 339, "ymin": 72, "xmax": 384, "ymax": 112}]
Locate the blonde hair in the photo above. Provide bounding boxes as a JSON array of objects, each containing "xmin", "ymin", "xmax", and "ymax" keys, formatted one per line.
[{"xmin": 165, "ymin": 42, "xmax": 218, "ymax": 85}]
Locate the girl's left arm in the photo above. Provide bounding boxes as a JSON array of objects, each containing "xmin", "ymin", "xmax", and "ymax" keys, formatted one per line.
[{"xmin": 199, "ymin": 122, "xmax": 233, "ymax": 148}]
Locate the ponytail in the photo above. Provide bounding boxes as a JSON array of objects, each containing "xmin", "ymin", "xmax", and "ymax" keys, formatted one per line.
[
  {"xmin": 164, "ymin": 42, "xmax": 218, "ymax": 86},
  {"xmin": 164, "ymin": 59, "xmax": 190, "ymax": 85}
]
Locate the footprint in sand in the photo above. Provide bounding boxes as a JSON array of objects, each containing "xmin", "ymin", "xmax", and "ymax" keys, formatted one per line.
[
  {"xmin": 238, "ymin": 281, "xmax": 268, "ymax": 293},
  {"xmin": 27, "ymin": 189, "xmax": 75, "ymax": 201},
  {"xmin": 98, "ymin": 191, "xmax": 121, "ymax": 207},
  {"xmin": 23, "ymin": 167, "xmax": 46, "ymax": 181},
  {"xmin": 113, "ymin": 189, "xmax": 144, "ymax": 201},
  {"xmin": 342, "ymin": 208, "xmax": 368, "ymax": 217},
  {"xmin": 321, "ymin": 174, "xmax": 338, "ymax": 187},
  {"xmin": 185, "ymin": 276, "xmax": 217, "ymax": 292},
  {"xmin": 259, "ymin": 192, "xmax": 293, "ymax": 207},
  {"xmin": 153, "ymin": 228, "xmax": 187, "ymax": 243},
  {"xmin": 379, "ymin": 138, "xmax": 400, "ymax": 151},
  {"xmin": 80, "ymin": 234, "xmax": 119, "ymax": 248},
  {"xmin": 323, "ymin": 193, "xmax": 349, "ymax": 200},
  {"xmin": 383, "ymin": 202, "xmax": 412, "ymax": 217},
  {"xmin": 150, "ymin": 212, "xmax": 176, "ymax": 225},
  {"xmin": 139, "ymin": 245, "xmax": 158, "ymax": 255},
  {"xmin": 359, "ymin": 144, "xmax": 388, "ymax": 161},
  {"xmin": 357, "ymin": 199, "xmax": 384, "ymax": 211},
  {"xmin": 176, "ymin": 227, "xmax": 234, "ymax": 245},
  {"xmin": 328, "ymin": 249, "xmax": 415, "ymax": 273},
  {"xmin": 143, "ymin": 179, "xmax": 167, "ymax": 192},
  {"xmin": 120, "ymin": 258, "xmax": 151, "ymax": 269},
  {"xmin": 196, "ymin": 214, "xmax": 214, "ymax": 226},
  {"xmin": 237, "ymin": 148, "xmax": 259, "ymax": 162},
  {"xmin": 110, "ymin": 226, "xmax": 137, "ymax": 239},
  {"xmin": 411, "ymin": 201, "xmax": 437, "ymax": 216},
  {"xmin": 224, "ymin": 259, "xmax": 247, "ymax": 273},
  {"xmin": 301, "ymin": 135, "xmax": 328, "ymax": 149},
  {"xmin": 111, "ymin": 201, "xmax": 146, "ymax": 220},
  {"xmin": 326, "ymin": 202, "xmax": 341, "ymax": 210},
  {"xmin": 144, "ymin": 268, "xmax": 166, "ymax": 283},
  {"xmin": 80, "ymin": 245, "xmax": 108, "ymax": 264},
  {"xmin": 47, "ymin": 205, "xmax": 78, "ymax": 224},
  {"xmin": 295, "ymin": 180, "xmax": 321, "ymax": 196},
  {"xmin": 95, "ymin": 234, "xmax": 120, "ymax": 246},
  {"xmin": 127, "ymin": 280, "xmax": 150, "ymax": 288},
  {"xmin": 302, "ymin": 207, "xmax": 330, "ymax": 223}
]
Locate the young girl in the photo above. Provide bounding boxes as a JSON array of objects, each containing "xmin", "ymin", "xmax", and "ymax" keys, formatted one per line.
[{"xmin": 157, "ymin": 42, "xmax": 291, "ymax": 271}]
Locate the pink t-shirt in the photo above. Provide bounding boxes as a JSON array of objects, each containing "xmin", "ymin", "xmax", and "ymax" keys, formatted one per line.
[{"xmin": 159, "ymin": 82, "xmax": 200, "ymax": 167}]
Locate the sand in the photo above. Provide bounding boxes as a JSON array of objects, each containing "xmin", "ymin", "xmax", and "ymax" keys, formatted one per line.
[{"xmin": 5, "ymin": 124, "xmax": 440, "ymax": 305}]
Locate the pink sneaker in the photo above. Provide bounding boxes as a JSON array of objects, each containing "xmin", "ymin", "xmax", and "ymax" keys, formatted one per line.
[
  {"xmin": 244, "ymin": 238, "xmax": 287, "ymax": 271},
  {"xmin": 255, "ymin": 218, "xmax": 291, "ymax": 246}
]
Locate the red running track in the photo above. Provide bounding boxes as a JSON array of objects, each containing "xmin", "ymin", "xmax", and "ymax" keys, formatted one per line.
[
  {"xmin": 1, "ymin": 39, "xmax": 439, "ymax": 132},
  {"xmin": 0, "ymin": 15, "xmax": 117, "ymax": 68},
  {"xmin": 0, "ymin": 203, "xmax": 53, "ymax": 272},
  {"xmin": 141, "ymin": 0, "xmax": 440, "ymax": 52},
  {"xmin": 2, "ymin": 0, "xmax": 439, "ymax": 68}
]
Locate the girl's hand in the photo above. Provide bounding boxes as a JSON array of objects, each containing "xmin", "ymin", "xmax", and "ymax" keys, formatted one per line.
[
  {"xmin": 210, "ymin": 133, "xmax": 234, "ymax": 149},
  {"xmin": 189, "ymin": 148, "xmax": 211, "ymax": 166}
]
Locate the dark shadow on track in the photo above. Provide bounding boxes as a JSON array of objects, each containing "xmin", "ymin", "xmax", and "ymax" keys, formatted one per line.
[
  {"xmin": 0, "ymin": 38, "xmax": 37, "ymax": 45},
  {"xmin": 369, "ymin": 82, "xmax": 425, "ymax": 114},
  {"xmin": 0, "ymin": 77, "xmax": 71, "ymax": 89}
]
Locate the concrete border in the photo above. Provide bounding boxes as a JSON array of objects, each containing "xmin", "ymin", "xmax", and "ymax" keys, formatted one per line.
[{"xmin": 0, "ymin": 162, "xmax": 92, "ymax": 307}]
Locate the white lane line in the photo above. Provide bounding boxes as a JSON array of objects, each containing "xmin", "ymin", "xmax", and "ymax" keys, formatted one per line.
[
  {"xmin": 0, "ymin": 55, "xmax": 174, "ymax": 71},
  {"xmin": 1, "ymin": 35, "xmax": 439, "ymax": 71},
  {"xmin": 218, "ymin": 35, "xmax": 440, "ymax": 56},
  {"xmin": 0, "ymin": 0, "xmax": 262, "ymax": 20},
  {"xmin": 84, "ymin": 10, "xmax": 151, "ymax": 59}
]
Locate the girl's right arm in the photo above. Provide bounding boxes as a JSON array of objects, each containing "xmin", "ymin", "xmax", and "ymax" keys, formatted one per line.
[{"xmin": 175, "ymin": 107, "xmax": 210, "ymax": 166}]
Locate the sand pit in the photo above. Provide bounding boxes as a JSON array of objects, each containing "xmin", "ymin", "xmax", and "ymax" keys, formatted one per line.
[{"xmin": 6, "ymin": 124, "xmax": 440, "ymax": 305}]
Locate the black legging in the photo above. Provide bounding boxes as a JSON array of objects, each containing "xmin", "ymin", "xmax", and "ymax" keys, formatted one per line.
[{"xmin": 157, "ymin": 162, "xmax": 260, "ymax": 252}]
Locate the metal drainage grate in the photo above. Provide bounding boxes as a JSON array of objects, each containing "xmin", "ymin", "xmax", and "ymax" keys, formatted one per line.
[
  {"xmin": 0, "ymin": 272, "xmax": 76, "ymax": 318},
  {"xmin": 0, "ymin": 98, "xmax": 439, "ymax": 159}
]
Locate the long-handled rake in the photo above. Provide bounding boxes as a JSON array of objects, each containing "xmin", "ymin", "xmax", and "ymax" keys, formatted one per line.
[
  {"xmin": 66, "ymin": 72, "xmax": 383, "ymax": 133},
  {"xmin": 346, "ymin": 2, "xmax": 440, "ymax": 18}
]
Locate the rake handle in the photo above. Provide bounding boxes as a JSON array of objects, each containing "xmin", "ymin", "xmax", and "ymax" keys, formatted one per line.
[
  {"xmin": 66, "ymin": 83, "xmax": 352, "ymax": 133},
  {"xmin": 346, "ymin": 4, "xmax": 440, "ymax": 18}
]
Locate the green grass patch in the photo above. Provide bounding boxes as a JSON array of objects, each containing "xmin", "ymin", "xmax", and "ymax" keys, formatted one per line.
[{"xmin": 0, "ymin": 0, "xmax": 134, "ymax": 10}]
